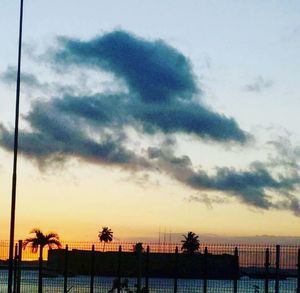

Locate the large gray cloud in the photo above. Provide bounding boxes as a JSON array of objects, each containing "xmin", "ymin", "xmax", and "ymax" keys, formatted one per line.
[
  {"xmin": 51, "ymin": 30, "xmax": 248, "ymax": 143},
  {"xmin": 1, "ymin": 30, "xmax": 299, "ymax": 215}
]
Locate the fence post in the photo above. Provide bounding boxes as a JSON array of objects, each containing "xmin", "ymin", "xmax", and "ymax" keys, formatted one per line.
[
  {"xmin": 275, "ymin": 245, "xmax": 280, "ymax": 293},
  {"xmin": 264, "ymin": 248, "xmax": 270, "ymax": 293},
  {"xmin": 117, "ymin": 245, "xmax": 122, "ymax": 293},
  {"xmin": 174, "ymin": 246, "xmax": 178, "ymax": 293},
  {"xmin": 203, "ymin": 247, "xmax": 208, "ymax": 293},
  {"xmin": 38, "ymin": 247, "xmax": 43, "ymax": 293},
  {"xmin": 145, "ymin": 246, "xmax": 149, "ymax": 292},
  {"xmin": 90, "ymin": 245, "xmax": 95, "ymax": 293},
  {"xmin": 13, "ymin": 243, "xmax": 18, "ymax": 293},
  {"xmin": 64, "ymin": 245, "xmax": 69, "ymax": 293},
  {"xmin": 16, "ymin": 240, "xmax": 22, "ymax": 293},
  {"xmin": 233, "ymin": 247, "xmax": 238, "ymax": 293},
  {"xmin": 297, "ymin": 248, "xmax": 300, "ymax": 293},
  {"xmin": 136, "ymin": 244, "xmax": 142, "ymax": 293}
]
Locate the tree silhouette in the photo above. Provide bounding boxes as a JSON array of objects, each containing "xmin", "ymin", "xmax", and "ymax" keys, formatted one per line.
[
  {"xmin": 133, "ymin": 242, "xmax": 144, "ymax": 253},
  {"xmin": 98, "ymin": 227, "xmax": 113, "ymax": 251},
  {"xmin": 23, "ymin": 228, "xmax": 61, "ymax": 293},
  {"xmin": 181, "ymin": 231, "xmax": 200, "ymax": 254}
]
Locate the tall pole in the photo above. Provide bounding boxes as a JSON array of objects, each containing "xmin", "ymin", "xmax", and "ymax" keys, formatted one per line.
[{"xmin": 8, "ymin": 0, "xmax": 24, "ymax": 292}]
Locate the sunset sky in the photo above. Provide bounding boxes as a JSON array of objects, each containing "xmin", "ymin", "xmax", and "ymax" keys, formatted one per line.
[{"xmin": 1, "ymin": 0, "xmax": 300, "ymax": 242}]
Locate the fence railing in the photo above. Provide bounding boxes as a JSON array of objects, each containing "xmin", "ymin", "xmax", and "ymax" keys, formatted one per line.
[{"xmin": 0, "ymin": 241, "xmax": 299, "ymax": 292}]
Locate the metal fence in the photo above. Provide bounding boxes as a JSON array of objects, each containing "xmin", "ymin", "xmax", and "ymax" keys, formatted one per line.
[{"xmin": 0, "ymin": 241, "xmax": 299, "ymax": 292}]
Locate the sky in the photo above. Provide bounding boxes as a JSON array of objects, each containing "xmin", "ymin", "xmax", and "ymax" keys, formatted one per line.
[{"xmin": 1, "ymin": 0, "xmax": 300, "ymax": 242}]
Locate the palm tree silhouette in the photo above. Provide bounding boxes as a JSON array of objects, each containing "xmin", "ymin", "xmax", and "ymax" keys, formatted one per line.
[
  {"xmin": 98, "ymin": 227, "xmax": 113, "ymax": 251},
  {"xmin": 23, "ymin": 228, "xmax": 61, "ymax": 293},
  {"xmin": 181, "ymin": 231, "xmax": 200, "ymax": 254}
]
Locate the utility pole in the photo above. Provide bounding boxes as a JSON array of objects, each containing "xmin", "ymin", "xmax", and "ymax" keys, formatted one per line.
[{"xmin": 8, "ymin": 0, "xmax": 24, "ymax": 292}]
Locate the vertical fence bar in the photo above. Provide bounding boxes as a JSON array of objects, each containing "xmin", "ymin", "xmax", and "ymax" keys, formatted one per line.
[
  {"xmin": 275, "ymin": 245, "xmax": 280, "ymax": 293},
  {"xmin": 145, "ymin": 246, "xmax": 149, "ymax": 292},
  {"xmin": 203, "ymin": 247, "xmax": 208, "ymax": 293},
  {"xmin": 38, "ymin": 247, "xmax": 43, "ymax": 293},
  {"xmin": 136, "ymin": 244, "xmax": 142, "ymax": 293},
  {"xmin": 174, "ymin": 246, "xmax": 178, "ymax": 293},
  {"xmin": 233, "ymin": 247, "xmax": 238, "ymax": 293},
  {"xmin": 264, "ymin": 248, "xmax": 270, "ymax": 293},
  {"xmin": 90, "ymin": 245, "xmax": 95, "ymax": 293},
  {"xmin": 297, "ymin": 248, "xmax": 300, "ymax": 293},
  {"xmin": 16, "ymin": 240, "xmax": 22, "ymax": 293},
  {"xmin": 117, "ymin": 245, "xmax": 122, "ymax": 293},
  {"xmin": 64, "ymin": 245, "xmax": 69, "ymax": 293},
  {"xmin": 13, "ymin": 243, "xmax": 18, "ymax": 293}
]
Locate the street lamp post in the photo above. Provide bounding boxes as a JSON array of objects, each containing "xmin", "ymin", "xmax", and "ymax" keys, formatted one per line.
[{"xmin": 7, "ymin": 0, "xmax": 24, "ymax": 292}]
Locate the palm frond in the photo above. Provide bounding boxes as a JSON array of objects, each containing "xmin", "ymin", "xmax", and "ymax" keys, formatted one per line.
[
  {"xmin": 47, "ymin": 239, "xmax": 62, "ymax": 250},
  {"xmin": 45, "ymin": 233, "xmax": 59, "ymax": 240},
  {"xmin": 23, "ymin": 228, "xmax": 61, "ymax": 253}
]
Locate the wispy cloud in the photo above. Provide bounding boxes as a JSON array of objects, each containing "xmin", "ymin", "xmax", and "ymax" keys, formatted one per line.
[
  {"xmin": 0, "ymin": 65, "xmax": 49, "ymax": 92},
  {"xmin": 187, "ymin": 193, "xmax": 229, "ymax": 209},
  {"xmin": 244, "ymin": 76, "xmax": 273, "ymax": 93},
  {"xmin": 0, "ymin": 66, "xmax": 81, "ymax": 96}
]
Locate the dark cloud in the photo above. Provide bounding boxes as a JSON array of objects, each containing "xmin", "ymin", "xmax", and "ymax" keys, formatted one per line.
[
  {"xmin": 51, "ymin": 30, "xmax": 248, "ymax": 143},
  {"xmin": 0, "ymin": 97, "xmax": 150, "ymax": 169},
  {"xmin": 1, "ymin": 30, "xmax": 298, "ymax": 215},
  {"xmin": 148, "ymin": 147, "xmax": 300, "ymax": 215},
  {"xmin": 244, "ymin": 76, "xmax": 273, "ymax": 93},
  {"xmin": 38, "ymin": 92, "xmax": 246, "ymax": 143},
  {"xmin": 54, "ymin": 31, "xmax": 198, "ymax": 104},
  {"xmin": 188, "ymin": 164, "xmax": 299, "ymax": 210},
  {"xmin": 130, "ymin": 99, "xmax": 247, "ymax": 141}
]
